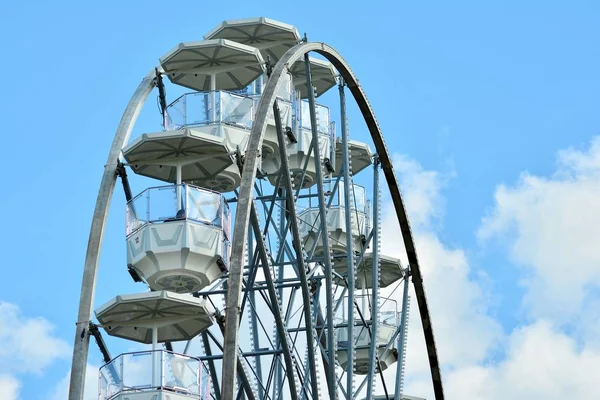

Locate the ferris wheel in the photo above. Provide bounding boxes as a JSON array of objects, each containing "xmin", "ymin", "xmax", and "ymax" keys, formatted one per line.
[{"xmin": 68, "ymin": 17, "xmax": 445, "ymax": 400}]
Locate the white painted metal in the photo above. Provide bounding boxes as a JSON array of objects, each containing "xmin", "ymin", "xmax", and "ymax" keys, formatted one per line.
[
  {"xmin": 263, "ymin": 127, "xmax": 331, "ymax": 188},
  {"xmin": 122, "ymin": 128, "xmax": 234, "ymax": 184},
  {"xmin": 334, "ymin": 138, "xmax": 373, "ymax": 176},
  {"xmin": 127, "ymin": 220, "xmax": 228, "ymax": 293},
  {"xmin": 95, "ymin": 291, "xmax": 215, "ymax": 343},
  {"xmin": 298, "ymin": 207, "xmax": 367, "ymax": 256},
  {"xmin": 356, "ymin": 253, "xmax": 404, "ymax": 289},
  {"xmin": 289, "ymin": 57, "xmax": 337, "ymax": 98},
  {"xmin": 260, "ymin": 72, "xmax": 293, "ymax": 161},
  {"xmin": 160, "ymin": 39, "xmax": 265, "ymax": 92},
  {"xmin": 152, "ymin": 325, "xmax": 159, "ymax": 387},
  {"xmin": 176, "ymin": 164, "xmax": 182, "ymax": 207},
  {"xmin": 204, "ymin": 17, "xmax": 300, "ymax": 63}
]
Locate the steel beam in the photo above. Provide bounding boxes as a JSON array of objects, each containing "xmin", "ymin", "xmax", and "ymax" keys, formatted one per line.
[
  {"xmin": 303, "ymin": 54, "xmax": 337, "ymax": 400},
  {"xmin": 366, "ymin": 157, "xmax": 381, "ymax": 396},
  {"xmin": 273, "ymin": 101, "xmax": 320, "ymax": 398},
  {"xmin": 249, "ymin": 202, "xmax": 299, "ymax": 400},
  {"xmin": 201, "ymin": 332, "xmax": 221, "ymax": 400},
  {"xmin": 247, "ymin": 227, "xmax": 264, "ymax": 400},
  {"xmin": 339, "ymin": 80, "xmax": 356, "ymax": 398},
  {"xmin": 216, "ymin": 316, "xmax": 257, "ymax": 400},
  {"xmin": 68, "ymin": 70, "xmax": 157, "ymax": 400}
]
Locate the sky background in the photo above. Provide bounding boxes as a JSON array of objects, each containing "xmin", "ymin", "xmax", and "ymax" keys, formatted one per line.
[{"xmin": 0, "ymin": 0, "xmax": 599, "ymax": 399}]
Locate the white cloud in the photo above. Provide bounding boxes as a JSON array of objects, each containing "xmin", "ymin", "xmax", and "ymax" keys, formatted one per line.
[
  {"xmin": 388, "ymin": 154, "xmax": 451, "ymax": 229},
  {"xmin": 0, "ymin": 302, "xmax": 70, "ymax": 374},
  {"xmin": 478, "ymin": 137, "xmax": 600, "ymax": 324},
  {"xmin": 437, "ymin": 320, "xmax": 600, "ymax": 399},
  {"xmin": 380, "ymin": 155, "xmax": 502, "ymax": 387},
  {"xmin": 387, "ymin": 138, "xmax": 600, "ymax": 399},
  {"xmin": 0, "ymin": 302, "xmax": 71, "ymax": 400},
  {"xmin": 0, "ymin": 374, "xmax": 20, "ymax": 400}
]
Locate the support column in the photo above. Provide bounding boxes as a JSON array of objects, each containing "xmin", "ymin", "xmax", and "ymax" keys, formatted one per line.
[
  {"xmin": 275, "ymin": 188, "xmax": 285, "ymax": 398},
  {"xmin": 152, "ymin": 325, "xmax": 159, "ymax": 388},
  {"xmin": 366, "ymin": 158, "xmax": 381, "ymax": 396},
  {"xmin": 273, "ymin": 101, "xmax": 319, "ymax": 398},
  {"xmin": 304, "ymin": 53, "xmax": 337, "ymax": 400},
  {"xmin": 339, "ymin": 80, "xmax": 356, "ymax": 398},
  {"xmin": 211, "ymin": 74, "xmax": 217, "ymax": 123},
  {"xmin": 394, "ymin": 273, "xmax": 410, "ymax": 400},
  {"xmin": 176, "ymin": 164, "xmax": 183, "ymax": 210}
]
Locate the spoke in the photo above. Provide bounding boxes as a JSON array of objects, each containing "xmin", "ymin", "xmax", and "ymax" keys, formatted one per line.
[
  {"xmin": 201, "ymin": 332, "xmax": 221, "ymax": 400},
  {"xmin": 303, "ymin": 53, "xmax": 336, "ymax": 399},
  {"xmin": 394, "ymin": 274, "xmax": 411, "ymax": 400},
  {"xmin": 249, "ymin": 202, "xmax": 300, "ymax": 400},
  {"xmin": 272, "ymin": 100, "xmax": 320, "ymax": 398},
  {"xmin": 338, "ymin": 79, "xmax": 357, "ymax": 398}
]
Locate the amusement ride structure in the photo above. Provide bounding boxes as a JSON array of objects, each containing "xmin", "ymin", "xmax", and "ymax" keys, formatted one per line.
[{"xmin": 68, "ymin": 17, "xmax": 444, "ymax": 400}]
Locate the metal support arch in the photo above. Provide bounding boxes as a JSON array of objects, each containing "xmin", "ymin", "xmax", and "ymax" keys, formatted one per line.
[
  {"xmin": 222, "ymin": 41, "xmax": 445, "ymax": 400},
  {"xmin": 68, "ymin": 70, "xmax": 157, "ymax": 400}
]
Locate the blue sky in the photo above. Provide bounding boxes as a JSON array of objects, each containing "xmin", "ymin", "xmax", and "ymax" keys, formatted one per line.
[{"xmin": 1, "ymin": 1, "xmax": 599, "ymax": 399}]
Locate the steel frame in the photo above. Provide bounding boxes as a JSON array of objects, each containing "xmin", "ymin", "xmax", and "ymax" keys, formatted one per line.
[
  {"xmin": 222, "ymin": 41, "xmax": 444, "ymax": 400},
  {"xmin": 69, "ymin": 40, "xmax": 445, "ymax": 400}
]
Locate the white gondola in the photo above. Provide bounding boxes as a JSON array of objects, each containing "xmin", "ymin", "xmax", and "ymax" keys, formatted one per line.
[
  {"xmin": 160, "ymin": 90, "xmax": 256, "ymax": 192},
  {"xmin": 96, "ymin": 291, "xmax": 214, "ymax": 399},
  {"xmin": 154, "ymin": 39, "xmax": 266, "ymax": 192},
  {"xmin": 349, "ymin": 253, "xmax": 405, "ymax": 289},
  {"xmin": 334, "ymin": 137, "xmax": 373, "ymax": 176},
  {"xmin": 262, "ymin": 96, "xmax": 334, "ymax": 188},
  {"xmin": 335, "ymin": 296, "xmax": 401, "ymax": 374},
  {"xmin": 126, "ymin": 185, "xmax": 230, "ymax": 293},
  {"xmin": 260, "ymin": 57, "xmax": 338, "ymax": 189},
  {"xmin": 298, "ymin": 181, "xmax": 369, "ymax": 260}
]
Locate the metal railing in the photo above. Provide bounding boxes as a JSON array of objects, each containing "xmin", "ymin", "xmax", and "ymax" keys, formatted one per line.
[
  {"xmin": 299, "ymin": 99, "xmax": 330, "ymax": 135},
  {"xmin": 99, "ymin": 350, "xmax": 211, "ymax": 399},
  {"xmin": 334, "ymin": 295, "xmax": 400, "ymax": 327},
  {"xmin": 302, "ymin": 181, "xmax": 366, "ymax": 212},
  {"xmin": 166, "ymin": 90, "xmax": 254, "ymax": 131},
  {"xmin": 126, "ymin": 184, "xmax": 231, "ymax": 239},
  {"xmin": 298, "ymin": 181, "xmax": 369, "ymax": 237},
  {"xmin": 164, "ymin": 89, "xmax": 331, "ymax": 138},
  {"xmin": 334, "ymin": 296, "xmax": 401, "ymax": 349}
]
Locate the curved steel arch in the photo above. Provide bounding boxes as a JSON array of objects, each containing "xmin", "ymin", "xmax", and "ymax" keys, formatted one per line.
[
  {"xmin": 222, "ymin": 41, "xmax": 445, "ymax": 400},
  {"xmin": 68, "ymin": 70, "xmax": 158, "ymax": 400}
]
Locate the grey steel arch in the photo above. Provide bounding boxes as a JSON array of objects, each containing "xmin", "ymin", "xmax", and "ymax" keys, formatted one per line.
[
  {"xmin": 222, "ymin": 41, "xmax": 445, "ymax": 400},
  {"xmin": 68, "ymin": 70, "xmax": 157, "ymax": 400}
]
